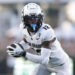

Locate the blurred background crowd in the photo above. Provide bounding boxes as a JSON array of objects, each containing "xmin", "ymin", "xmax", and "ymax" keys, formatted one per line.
[{"xmin": 0, "ymin": 0, "xmax": 75, "ymax": 75}]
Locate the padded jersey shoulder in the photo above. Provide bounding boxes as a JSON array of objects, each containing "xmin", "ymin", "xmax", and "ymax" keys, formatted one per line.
[{"xmin": 39, "ymin": 23, "xmax": 56, "ymax": 42}]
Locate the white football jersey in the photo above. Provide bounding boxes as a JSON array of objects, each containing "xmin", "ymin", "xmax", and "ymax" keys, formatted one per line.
[{"xmin": 19, "ymin": 23, "xmax": 69, "ymax": 68}]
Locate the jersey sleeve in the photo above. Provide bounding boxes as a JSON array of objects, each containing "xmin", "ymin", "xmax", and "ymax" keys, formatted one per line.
[{"xmin": 43, "ymin": 27, "xmax": 56, "ymax": 42}]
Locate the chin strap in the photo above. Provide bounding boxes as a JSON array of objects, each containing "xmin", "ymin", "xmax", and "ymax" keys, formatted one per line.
[{"xmin": 30, "ymin": 24, "xmax": 37, "ymax": 31}]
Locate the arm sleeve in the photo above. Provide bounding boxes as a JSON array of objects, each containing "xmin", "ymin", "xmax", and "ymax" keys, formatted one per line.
[{"xmin": 25, "ymin": 48, "xmax": 51, "ymax": 65}]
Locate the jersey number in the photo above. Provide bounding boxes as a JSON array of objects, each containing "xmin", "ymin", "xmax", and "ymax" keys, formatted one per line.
[{"xmin": 43, "ymin": 25, "xmax": 50, "ymax": 30}]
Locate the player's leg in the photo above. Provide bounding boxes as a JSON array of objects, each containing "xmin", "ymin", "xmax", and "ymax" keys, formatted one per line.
[
  {"xmin": 56, "ymin": 67, "xmax": 71, "ymax": 75},
  {"xmin": 56, "ymin": 58, "xmax": 71, "ymax": 75},
  {"xmin": 32, "ymin": 64, "xmax": 52, "ymax": 75},
  {"xmin": 56, "ymin": 69, "xmax": 70, "ymax": 75}
]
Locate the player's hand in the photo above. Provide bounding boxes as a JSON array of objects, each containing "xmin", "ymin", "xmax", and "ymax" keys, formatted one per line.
[{"xmin": 7, "ymin": 43, "xmax": 26, "ymax": 57}]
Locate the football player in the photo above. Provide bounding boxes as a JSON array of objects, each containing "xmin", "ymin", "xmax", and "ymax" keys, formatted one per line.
[{"xmin": 7, "ymin": 3, "xmax": 71, "ymax": 75}]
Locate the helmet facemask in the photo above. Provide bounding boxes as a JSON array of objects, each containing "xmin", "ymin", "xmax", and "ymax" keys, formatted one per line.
[{"xmin": 22, "ymin": 14, "xmax": 43, "ymax": 32}]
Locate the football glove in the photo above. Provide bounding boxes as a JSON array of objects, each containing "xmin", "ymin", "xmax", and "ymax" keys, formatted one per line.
[{"xmin": 7, "ymin": 43, "xmax": 26, "ymax": 57}]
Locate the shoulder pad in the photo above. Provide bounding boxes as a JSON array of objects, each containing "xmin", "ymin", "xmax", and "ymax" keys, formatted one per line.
[{"xmin": 42, "ymin": 23, "xmax": 51, "ymax": 30}]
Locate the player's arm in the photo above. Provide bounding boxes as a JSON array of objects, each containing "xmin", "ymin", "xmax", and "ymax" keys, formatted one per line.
[{"xmin": 42, "ymin": 37, "xmax": 56, "ymax": 48}]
